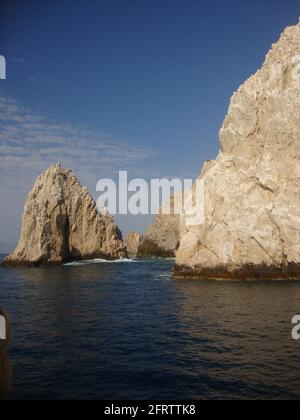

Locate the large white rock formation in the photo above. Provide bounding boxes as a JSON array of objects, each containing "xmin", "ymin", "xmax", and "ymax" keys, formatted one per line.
[{"xmin": 175, "ymin": 22, "xmax": 300, "ymax": 280}]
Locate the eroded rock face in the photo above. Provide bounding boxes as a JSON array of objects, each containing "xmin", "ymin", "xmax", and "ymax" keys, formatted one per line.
[
  {"xmin": 4, "ymin": 164, "xmax": 127, "ymax": 266},
  {"xmin": 138, "ymin": 195, "xmax": 181, "ymax": 258},
  {"xmin": 175, "ymin": 22, "xmax": 300, "ymax": 280},
  {"xmin": 125, "ymin": 232, "xmax": 143, "ymax": 257}
]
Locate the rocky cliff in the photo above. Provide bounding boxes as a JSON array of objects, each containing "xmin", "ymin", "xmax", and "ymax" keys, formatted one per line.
[
  {"xmin": 175, "ymin": 22, "xmax": 300, "ymax": 280},
  {"xmin": 125, "ymin": 232, "xmax": 143, "ymax": 257},
  {"xmin": 4, "ymin": 164, "xmax": 127, "ymax": 266},
  {"xmin": 137, "ymin": 194, "xmax": 181, "ymax": 258}
]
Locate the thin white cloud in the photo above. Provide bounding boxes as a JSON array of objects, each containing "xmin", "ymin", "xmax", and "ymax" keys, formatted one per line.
[
  {"xmin": 0, "ymin": 92, "xmax": 157, "ymax": 252},
  {"xmin": 0, "ymin": 92, "xmax": 196, "ymax": 252},
  {"xmin": 10, "ymin": 57, "xmax": 27, "ymax": 65},
  {"xmin": 0, "ymin": 93, "xmax": 155, "ymax": 187}
]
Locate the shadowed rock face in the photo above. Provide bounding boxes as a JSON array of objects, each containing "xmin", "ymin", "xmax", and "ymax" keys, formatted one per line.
[
  {"xmin": 4, "ymin": 164, "xmax": 127, "ymax": 266},
  {"xmin": 137, "ymin": 194, "xmax": 181, "ymax": 258},
  {"xmin": 175, "ymin": 22, "xmax": 300, "ymax": 280},
  {"xmin": 137, "ymin": 238, "xmax": 178, "ymax": 259}
]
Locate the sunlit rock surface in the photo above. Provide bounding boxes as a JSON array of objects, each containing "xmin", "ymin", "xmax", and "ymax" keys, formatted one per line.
[
  {"xmin": 125, "ymin": 232, "xmax": 143, "ymax": 257},
  {"xmin": 175, "ymin": 22, "xmax": 300, "ymax": 280},
  {"xmin": 4, "ymin": 164, "xmax": 127, "ymax": 266}
]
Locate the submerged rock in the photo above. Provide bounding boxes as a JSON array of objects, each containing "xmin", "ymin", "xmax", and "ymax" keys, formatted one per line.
[
  {"xmin": 4, "ymin": 164, "xmax": 127, "ymax": 266},
  {"xmin": 175, "ymin": 21, "xmax": 300, "ymax": 280}
]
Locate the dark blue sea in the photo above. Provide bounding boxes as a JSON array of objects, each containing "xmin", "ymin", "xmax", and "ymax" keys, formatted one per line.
[{"xmin": 1, "ymin": 254, "xmax": 300, "ymax": 400}]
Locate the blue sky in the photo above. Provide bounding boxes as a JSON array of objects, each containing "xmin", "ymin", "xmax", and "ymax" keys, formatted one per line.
[{"xmin": 0, "ymin": 0, "xmax": 299, "ymax": 252}]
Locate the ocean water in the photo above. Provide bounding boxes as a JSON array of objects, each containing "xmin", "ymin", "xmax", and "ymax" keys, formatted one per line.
[{"xmin": 1, "ymin": 254, "xmax": 300, "ymax": 400}]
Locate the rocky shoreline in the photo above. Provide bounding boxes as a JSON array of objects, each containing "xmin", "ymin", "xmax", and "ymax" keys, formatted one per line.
[
  {"xmin": 173, "ymin": 263, "xmax": 300, "ymax": 281},
  {"xmin": 1, "ymin": 252, "xmax": 123, "ymax": 268}
]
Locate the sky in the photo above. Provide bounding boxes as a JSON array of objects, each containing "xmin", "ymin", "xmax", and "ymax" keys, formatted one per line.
[{"xmin": 0, "ymin": 0, "xmax": 299, "ymax": 253}]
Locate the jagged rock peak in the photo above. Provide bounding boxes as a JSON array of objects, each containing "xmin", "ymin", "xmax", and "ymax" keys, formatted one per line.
[{"xmin": 4, "ymin": 164, "xmax": 127, "ymax": 266}]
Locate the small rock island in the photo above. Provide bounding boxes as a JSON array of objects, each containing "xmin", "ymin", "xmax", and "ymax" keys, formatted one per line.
[{"xmin": 3, "ymin": 164, "xmax": 127, "ymax": 266}]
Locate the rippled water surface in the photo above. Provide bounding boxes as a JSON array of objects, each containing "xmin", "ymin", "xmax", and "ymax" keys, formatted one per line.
[{"xmin": 1, "ymin": 255, "xmax": 300, "ymax": 400}]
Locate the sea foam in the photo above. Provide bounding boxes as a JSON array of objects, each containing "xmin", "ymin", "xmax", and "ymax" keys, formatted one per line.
[{"xmin": 64, "ymin": 258, "xmax": 136, "ymax": 267}]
